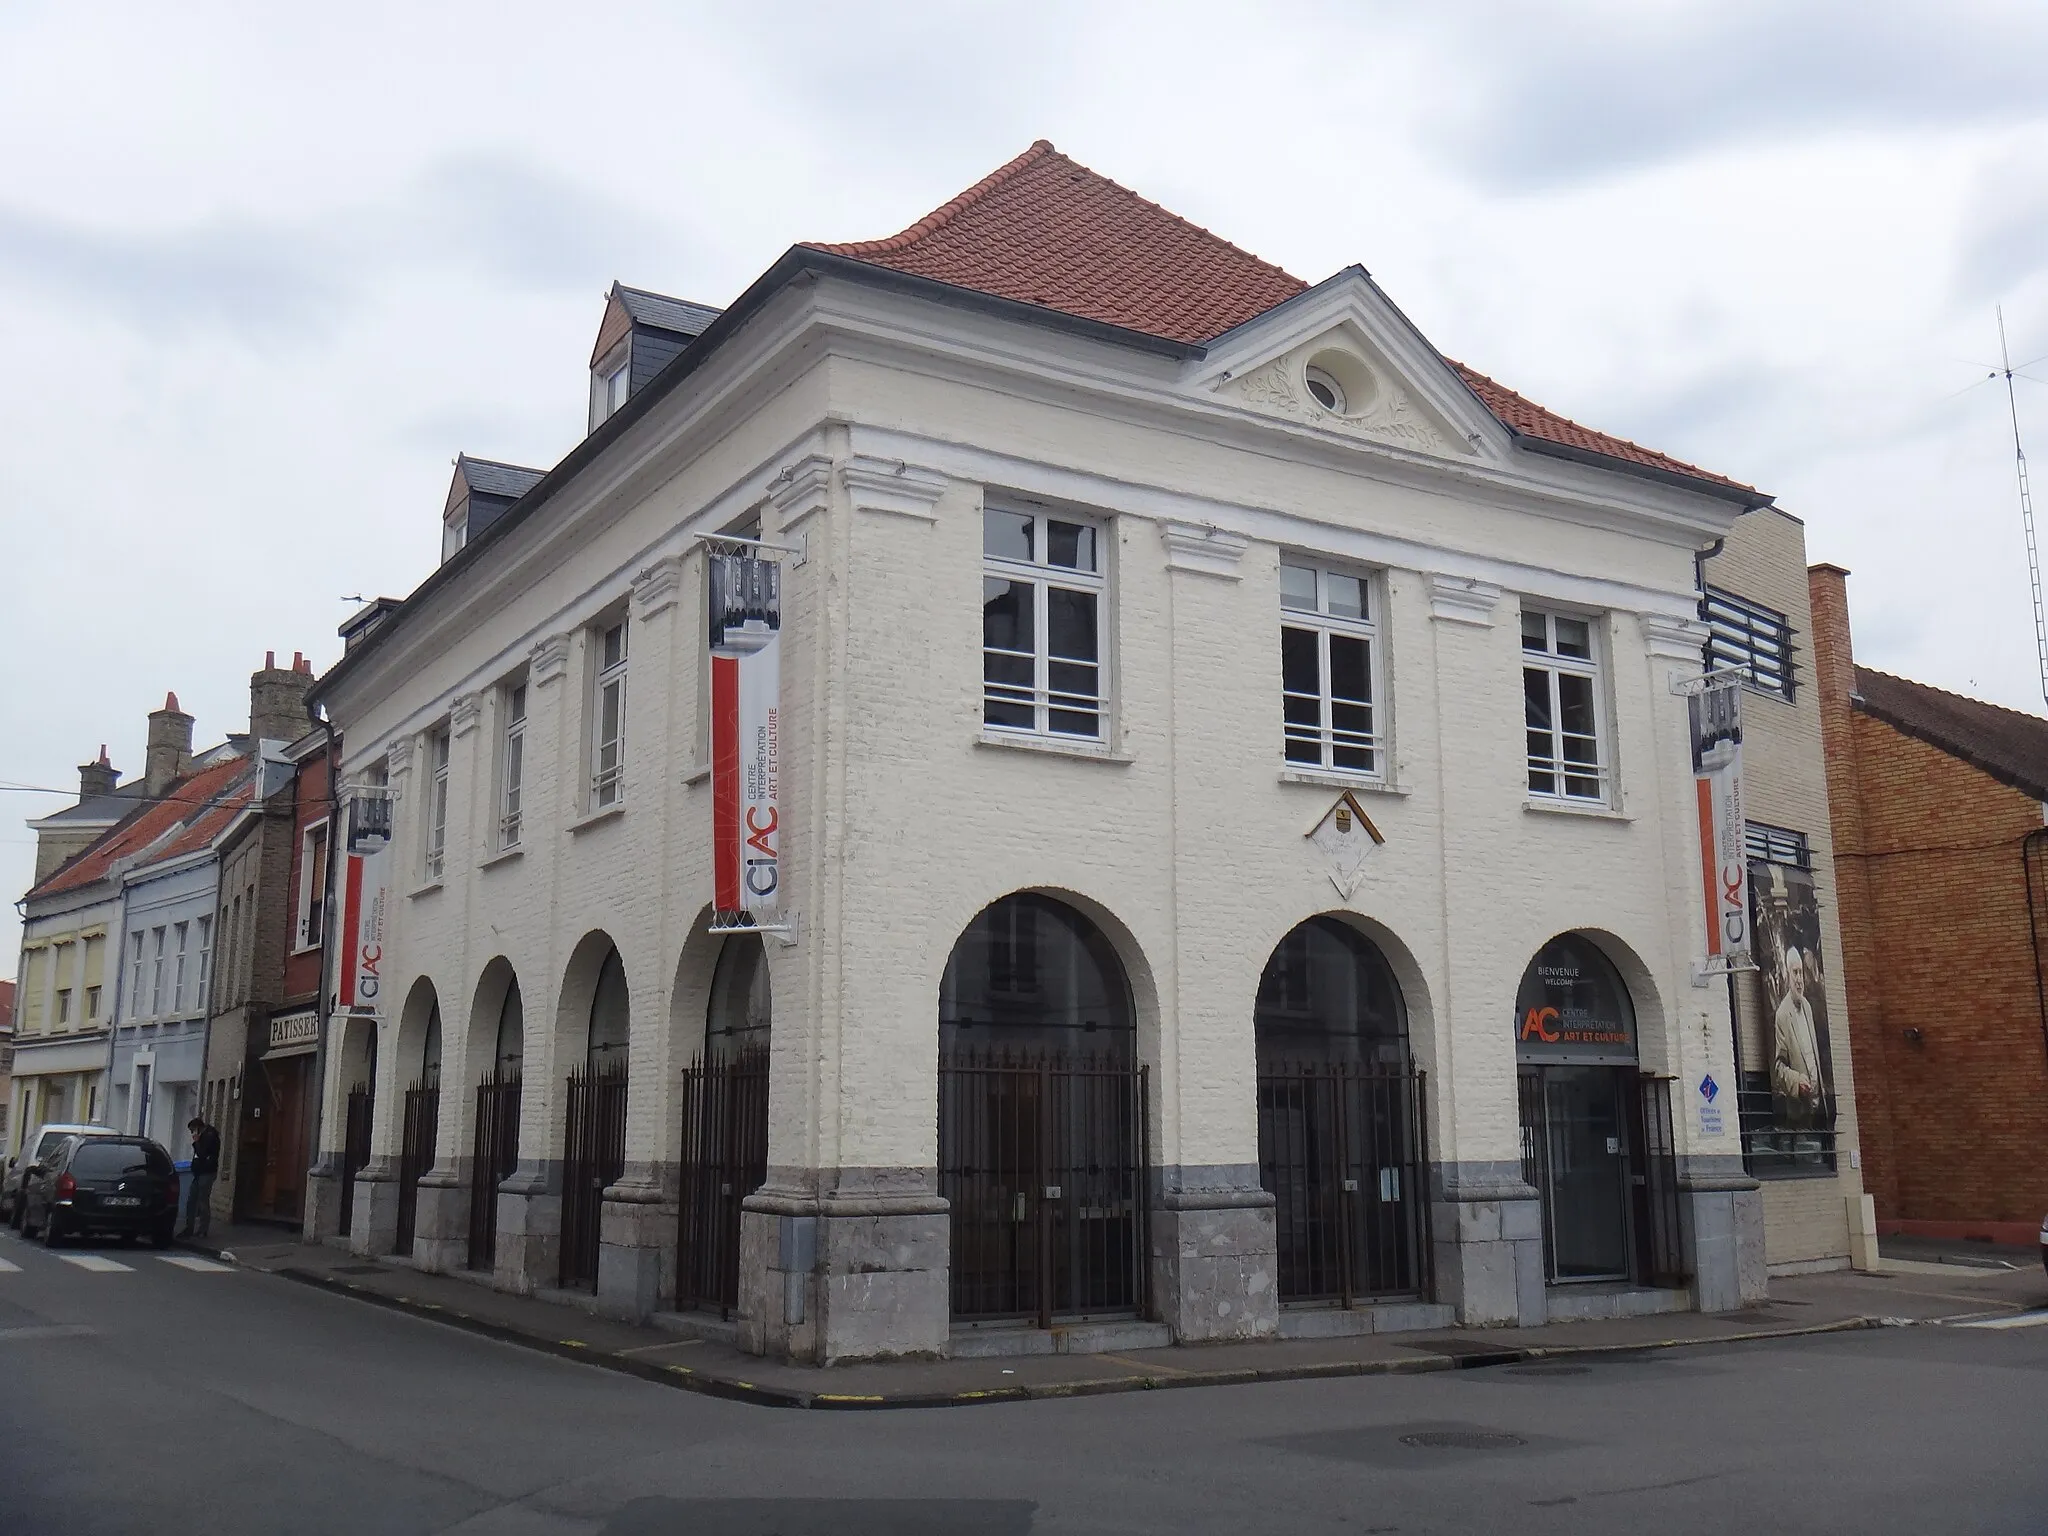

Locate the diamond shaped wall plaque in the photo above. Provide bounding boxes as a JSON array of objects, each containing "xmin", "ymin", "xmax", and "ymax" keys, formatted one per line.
[{"xmin": 1306, "ymin": 791, "xmax": 1384, "ymax": 899}]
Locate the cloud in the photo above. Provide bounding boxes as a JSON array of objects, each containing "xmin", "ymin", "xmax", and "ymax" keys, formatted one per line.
[
  {"xmin": 0, "ymin": 153, "xmax": 679, "ymax": 342},
  {"xmin": 1404, "ymin": 0, "xmax": 2048, "ymax": 187},
  {"xmin": 1956, "ymin": 136, "xmax": 2048, "ymax": 304}
]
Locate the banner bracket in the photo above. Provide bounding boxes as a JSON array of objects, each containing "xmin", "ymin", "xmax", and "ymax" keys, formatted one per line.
[{"xmin": 1691, "ymin": 955, "xmax": 1757, "ymax": 987}]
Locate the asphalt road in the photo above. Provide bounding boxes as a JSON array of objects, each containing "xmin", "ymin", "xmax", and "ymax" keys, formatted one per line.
[{"xmin": 3, "ymin": 1227, "xmax": 2046, "ymax": 1535}]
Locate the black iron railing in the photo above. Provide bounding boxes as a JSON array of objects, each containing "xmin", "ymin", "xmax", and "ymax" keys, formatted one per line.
[
  {"xmin": 1735, "ymin": 1084, "xmax": 1837, "ymax": 1177},
  {"xmin": 338, "ymin": 1083, "xmax": 372, "ymax": 1238},
  {"xmin": 393, "ymin": 1079, "xmax": 439, "ymax": 1256},
  {"xmin": 467, "ymin": 1069, "xmax": 522, "ymax": 1271},
  {"xmin": 1629, "ymin": 1075, "xmax": 1687, "ymax": 1287},
  {"xmin": 560, "ymin": 1063, "xmax": 627, "ymax": 1293},
  {"xmin": 676, "ymin": 1050, "xmax": 770, "ymax": 1317},
  {"xmin": 1256, "ymin": 1061, "xmax": 1432, "ymax": 1306},
  {"xmin": 938, "ymin": 1048, "xmax": 1151, "ymax": 1327}
]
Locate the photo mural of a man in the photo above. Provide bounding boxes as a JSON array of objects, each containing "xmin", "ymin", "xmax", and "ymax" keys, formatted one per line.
[{"xmin": 1751, "ymin": 861, "xmax": 1836, "ymax": 1135}]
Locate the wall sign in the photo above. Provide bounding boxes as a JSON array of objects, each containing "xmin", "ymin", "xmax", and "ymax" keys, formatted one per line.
[
  {"xmin": 267, "ymin": 1011, "xmax": 318, "ymax": 1055},
  {"xmin": 1688, "ymin": 678, "xmax": 1749, "ymax": 964},
  {"xmin": 337, "ymin": 786, "xmax": 393, "ymax": 1014},
  {"xmin": 1514, "ymin": 935, "xmax": 1639, "ymax": 1066},
  {"xmin": 709, "ymin": 550, "xmax": 782, "ymax": 919}
]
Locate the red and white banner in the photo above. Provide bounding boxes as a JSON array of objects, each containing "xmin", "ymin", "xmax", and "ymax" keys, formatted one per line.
[
  {"xmin": 709, "ymin": 552, "xmax": 781, "ymax": 917},
  {"xmin": 1688, "ymin": 679, "xmax": 1748, "ymax": 961},
  {"xmin": 336, "ymin": 787, "xmax": 394, "ymax": 1012}
]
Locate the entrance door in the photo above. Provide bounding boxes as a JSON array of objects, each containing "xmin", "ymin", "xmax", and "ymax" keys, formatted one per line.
[{"xmin": 1523, "ymin": 1065, "xmax": 1631, "ymax": 1282}]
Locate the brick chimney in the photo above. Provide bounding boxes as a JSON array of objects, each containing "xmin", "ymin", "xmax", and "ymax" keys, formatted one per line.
[
  {"xmin": 145, "ymin": 692, "xmax": 194, "ymax": 799},
  {"xmin": 249, "ymin": 650, "xmax": 316, "ymax": 747},
  {"xmin": 78, "ymin": 745, "xmax": 117, "ymax": 802}
]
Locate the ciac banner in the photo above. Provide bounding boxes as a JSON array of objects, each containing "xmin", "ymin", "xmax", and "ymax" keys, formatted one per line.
[
  {"xmin": 1688, "ymin": 677, "xmax": 1748, "ymax": 962},
  {"xmin": 337, "ymin": 785, "xmax": 394, "ymax": 1012},
  {"xmin": 709, "ymin": 550, "xmax": 781, "ymax": 917}
]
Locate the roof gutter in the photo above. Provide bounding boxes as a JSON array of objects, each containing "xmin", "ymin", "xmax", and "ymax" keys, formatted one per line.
[
  {"xmin": 1509, "ymin": 432, "xmax": 1773, "ymax": 511},
  {"xmin": 309, "ymin": 248, "xmax": 1202, "ymax": 710}
]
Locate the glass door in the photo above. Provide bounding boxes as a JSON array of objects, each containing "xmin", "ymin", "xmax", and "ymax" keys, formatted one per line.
[{"xmin": 1527, "ymin": 1065, "xmax": 1632, "ymax": 1283}]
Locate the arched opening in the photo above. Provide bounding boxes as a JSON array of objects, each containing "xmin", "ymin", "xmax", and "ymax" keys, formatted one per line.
[
  {"xmin": 559, "ymin": 939, "xmax": 628, "ymax": 1293},
  {"xmin": 394, "ymin": 979, "xmax": 443, "ymax": 1257},
  {"xmin": 1514, "ymin": 934, "xmax": 1682, "ymax": 1288},
  {"xmin": 465, "ymin": 959, "xmax": 524, "ymax": 1273},
  {"xmin": 676, "ymin": 932, "xmax": 774, "ymax": 1318},
  {"xmin": 337, "ymin": 1017, "xmax": 377, "ymax": 1240},
  {"xmin": 937, "ymin": 892, "xmax": 1148, "ymax": 1327},
  {"xmin": 1254, "ymin": 916, "xmax": 1429, "ymax": 1306}
]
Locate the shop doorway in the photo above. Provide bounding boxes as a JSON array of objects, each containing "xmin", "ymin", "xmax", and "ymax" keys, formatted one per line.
[
  {"xmin": 1514, "ymin": 936, "xmax": 1685, "ymax": 1288},
  {"xmin": 240, "ymin": 1052, "xmax": 313, "ymax": 1223},
  {"xmin": 938, "ymin": 894, "xmax": 1150, "ymax": 1327}
]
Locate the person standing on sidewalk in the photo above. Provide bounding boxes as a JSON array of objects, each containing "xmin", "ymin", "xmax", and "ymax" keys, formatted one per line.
[{"xmin": 182, "ymin": 1117, "xmax": 221, "ymax": 1239}]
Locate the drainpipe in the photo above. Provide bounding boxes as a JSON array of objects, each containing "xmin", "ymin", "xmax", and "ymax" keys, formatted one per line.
[{"xmin": 2022, "ymin": 828, "xmax": 2048, "ymax": 1073}]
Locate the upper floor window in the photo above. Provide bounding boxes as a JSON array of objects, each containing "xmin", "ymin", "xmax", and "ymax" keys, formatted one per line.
[
  {"xmin": 1746, "ymin": 822, "xmax": 1811, "ymax": 869},
  {"xmin": 589, "ymin": 346, "xmax": 630, "ymax": 431},
  {"xmin": 195, "ymin": 916, "xmax": 212, "ymax": 1012},
  {"xmin": 296, "ymin": 821, "xmax": 329, "ymax": 949},
  {"xmin": 500, "ymin": 682, "xmax": 527, "ymax": 848},
  {"xmin": 1701, "ymin": 586, "xmax": 1795, "ymax": 700},
  {"xmin": 592, "ymin": 619, "xmax": 628, "ymax": 809},
  {"xmin": 172, "ymin": 922, "xmax": 189, "ymax": 1013},
  {"xmin": 1522, "ymin": 608, "xmax": 1608, "ymax": 802},
  {"xmin": 982, "ymin": 505, "xmax": 1106, "ymax": 740},
  {"xmin": 424, "ymin": 727, "xmax": 452, "ymax": 880},
  {"xmin": 55, "ymin": 987, "xmax": 71, "ymax": 1025},
  {"xmin": 150, "ymin": 927, "xmax": 167, "ymax": 1016},
  {"xmin": 85, "ymin": 985, "xmax": 101, "ymax": 1021},
  {"xmin": 128, "ymin": 933, "xmax": 146, "ymax": 1021},
  {"xmin": 1280, "ymin": 561, "xmax": 1381, "ymax": 777}
]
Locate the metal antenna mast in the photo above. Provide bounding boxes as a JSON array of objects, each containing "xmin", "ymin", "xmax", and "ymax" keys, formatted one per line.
[{"xmin": 1998, "ymin": 306, "xmax": 2048, "ymax": 712}]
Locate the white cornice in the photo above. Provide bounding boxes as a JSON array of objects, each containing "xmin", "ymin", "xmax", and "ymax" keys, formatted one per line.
[
  {"xmin": 450, "ymin": 691, "xmax": 483, "ymax": 737},
  {"xmin": 631, "ymin": 554, "xmax": 687, "ymax": 619},
  {"xmin": 384, "ymin": 734, "xmax": 416, "ymax": 778},
  {"xmin": 842, "ymin": 453, "xmax": 948, "ymax": 522},
  {"xmin": 530, "ymin": 632, "xmax": 573, "ymax": 688},
  {"xmin": 1427, "ymin": 574, "xmax": 1504, "ymax": 627},
  {"xmin": 1641, "ymin": 612, "xmax": 1711, "ymax": 660},
  {"xmin": 1160, "ymin": 521, "xmax": 1250, "ymax": 580},
  {"xmin": 769, "ymin": 451, "xmax": 833, "ymax": 546}
]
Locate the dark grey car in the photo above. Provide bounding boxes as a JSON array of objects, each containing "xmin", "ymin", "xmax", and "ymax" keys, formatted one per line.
[
  {"xmin": 20, "ymin": 1135, "xmax": 180, "ymax": 1248},
  {"xmin": 3, "ymin": 1123, "xmax": 115, "ymax": 1225}
]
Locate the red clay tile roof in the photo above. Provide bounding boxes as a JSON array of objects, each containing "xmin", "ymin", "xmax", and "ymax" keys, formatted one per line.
[
  {"xmin": 30, "ymin": 754, "xmax": 252, "ymax": 899},
  {"xmin": 1854, "ymin": 667, "xmax": 2048, "ymax": 804},
  {"xmin": 809, "ymin": 140, "xmax": 1753, "ymax": 497}
]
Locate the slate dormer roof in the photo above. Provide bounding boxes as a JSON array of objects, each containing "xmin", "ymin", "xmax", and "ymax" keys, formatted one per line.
[
  {"xmin": 808, "ymin": 139, "xmax": 1753, "ymax": 498},
  {"xmin": 452, "ymin": 455, "xmax": 545, "ymax": 504},
  {"xmin": 590, "ymin": 281, "xmax": 723, "ymax": 369}
]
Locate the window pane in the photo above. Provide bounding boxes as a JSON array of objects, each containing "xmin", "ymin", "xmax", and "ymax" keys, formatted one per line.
[
  {"xmin": 1281, "ymin": 626, "xmax": 1320, "ymax": 695},
  {"xmin": 1048, "ymin": 659, "xmax": 1097, "ymax": 706},
  {"xmin": 1331, "ymin": 700, "xmax": 1373, "ymax": 771},
  {"xmin": 1554, "ymin": 616, "xmax": 1592, "ymax": 659},
  {"xmin": 602, "ymin": 623, "xmax": 625, "ymax": 670},
  {"xmin": 1557, "ymin": 673, "xmax": 1596, "ymax": 741},
  {"xmin": 1048, "ymin": 709, "xmax": 1100, "ymax": 737},
  {"xmin": 1521, "ymin": 610, "xmax": 1549, "ymax": 652},
  {"xmin": 1326, "ymin": 572, "xmax": 1365, "ymax": 621},
  {"xmin": 1279, "ymin": 564, "xmax": 1318, "ymax": 613},
  {"xmin": 1047, "ymin": 587, "xmax": 1097, "ymax": 662},
  {"xmin": 984, "ymin": 508, "xmax": 1034, "ymax": 563},
  {"xmin": 984, "ymin": 698, "xmax": 1034, "ymax": 729},
  {"xmin": 509, "ymin": 685, "xmax": 526, "ymax": 724},
  {"xmin": 1046, "ymin": 520, "xmax": 1096, "ymax": 572},
  {"xmin": 1329, "ymin": 635, "xmax": 1370, "ymax": 704},
  {"xmin": 600, "ymin": 679, "xmax": 622, "ymax": 742},
  {"xmin": 983, "ymin": 578, "xmax": 1033, "ymax": 654},
  {"xmin": 1523, "ymin": 668, "xmax": 1553, "ymax": 733}
]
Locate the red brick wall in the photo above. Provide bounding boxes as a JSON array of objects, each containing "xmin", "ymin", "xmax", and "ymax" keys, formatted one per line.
[
  {"xmin": 1811, "ymin": 566, "xmax": 2048, "ymax": 1229},
  {"xmin": 282, "ymin": 746, "xmax": 331, "ymax": 1008}
]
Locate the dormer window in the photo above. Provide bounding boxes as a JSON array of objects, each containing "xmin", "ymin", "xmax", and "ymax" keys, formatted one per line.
[{"xmin": 590, "ymin": 345, "xmax": 631, "ymax": 431}]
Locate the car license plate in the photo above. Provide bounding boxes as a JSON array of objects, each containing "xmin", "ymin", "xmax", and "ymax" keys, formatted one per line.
[{"xmin": 104, "ymin": 1197, "xmax": 141, "ymax": 1207}]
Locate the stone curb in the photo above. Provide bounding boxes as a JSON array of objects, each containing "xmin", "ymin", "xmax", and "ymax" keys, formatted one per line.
[{"xmin": 268, "ymin": 1264, "xmax": 1892, "ymax": 1411}]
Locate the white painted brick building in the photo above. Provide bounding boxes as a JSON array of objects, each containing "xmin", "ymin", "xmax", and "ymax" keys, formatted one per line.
[{"xmin": 305, "ymin": 143, "xmax": 1842, "ymax": 1362}]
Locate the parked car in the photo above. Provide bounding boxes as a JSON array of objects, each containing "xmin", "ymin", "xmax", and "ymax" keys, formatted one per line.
[
  {"xmin": 19, "ymin": 1135, "xmax": 181, "ymax": 1248},
  {"xmin": 2039, "ymin": 1212, "xmax": 2047, "ymax": 1278},
  {"xmin": 3, "ymin": 1123, "xmax": 116, "ymax": 1226}
]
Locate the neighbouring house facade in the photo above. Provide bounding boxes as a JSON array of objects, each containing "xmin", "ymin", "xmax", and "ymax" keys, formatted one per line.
[
  {"xmin": 306, "ymin": 142, "xmax": 1841, "ymax": 1362},
  {"xmin": 0, "ymin": 979, "xmax": 15, "ymax": 1147},
  {"xmin": 1698, "ymin": 512, "xmax": 1876, "ymax": 1273},
  {"xmin": 1810, "ymin": 565, "xmax": 2048, "ymax": 1244}
]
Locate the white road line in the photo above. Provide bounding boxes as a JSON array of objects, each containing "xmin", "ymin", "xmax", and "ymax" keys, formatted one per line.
[
  {"xmin": 54, "ymin": 1254, "xmax": 134, "ymax": 1274},
  {"xmin": 1956, "ymin": 1310, "xmax": 2048, "ymax": 1330},
  {"xmin": 0, "ymin": 1256, "xmax": 21, "ymax": 1273},
  {"xmin": 158, "ymin": 1255, "xmax": 233, "ymax": 1273}
]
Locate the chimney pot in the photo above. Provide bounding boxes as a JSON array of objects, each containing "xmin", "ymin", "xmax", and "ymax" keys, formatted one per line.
[
  {"xmin": 78, "ymin": 749, "xmax": 119, "ymax": 803},
  {"xmin": 249, "ymin": 651, "xmax": 317, "ymax": 747},
  {"xmin": 145, "ymin": 693, "xmax": 195, "ymax": 798},
  {"xmin": 266, "ymin": 649, "xmax": 276, "ymax": 669}
]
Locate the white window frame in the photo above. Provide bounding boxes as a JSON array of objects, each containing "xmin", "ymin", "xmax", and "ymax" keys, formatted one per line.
[
  {"xmin": 591, "ymin": 618, "xmax": 628, "ymax": 810},
  {"xmin": 423, "ymin": 727, "xmax": 451, "ymax": 881},
  {"xmin": 295, "ymin": 819, "xmax": 329, "ymax": 951},
  {"xmin": 54, "ymin": 987, "xmax": 71, "ymax": 1026},
  {"xmin": 499, "ymin": 680, "xmax": 528, "ymax": 848},
  {"xmin": 172, "ymin": 922, "xmax": 189, "ymax": 1013},
  {"xmin": 589, "ymin": 343, "xmax": 631, "ymax": 431},
  {"xmin": 1279, "ymin": 558, "xmax": 1385, "ymax": 779},
  {"xmin": 129, "ymin": 933, "xmax": 146, "ymax": 1021},
  {"xmin": 195, "ymin": 916, "xmax": 212, "ymax": 1012},
  {"xmin": 149, "ymin": 927, "xmax": 167, "ymax": 1018},
  {"xmin": 981, "ymin": 503, "xmax": 1110, "ymax": 742},
  {"xmin": 1522, "ymin": 606, "xmax": 1612, "ymax": 804}
]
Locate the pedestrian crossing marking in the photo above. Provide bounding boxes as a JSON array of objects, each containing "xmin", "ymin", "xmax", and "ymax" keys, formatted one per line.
[
  {"xmin": 1956, "ymin": 1310, "xmax": 2048, "ymax": 1330},
  {"xmin": 55, "ymin": 1254, "xmax": 134, "ymax": 1273},
  {"xmin": 158, "ymin": 1255, "xmax": 232, "ymax": 1273},
  {"xmin": 0, "ymin": 1256, "xmax": 20, "ymax": 1273}
]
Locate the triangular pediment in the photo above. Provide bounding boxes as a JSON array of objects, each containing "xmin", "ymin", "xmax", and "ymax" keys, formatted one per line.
[{"xmin": 1186, "ymin": 270, "xmax": 1510, "ymax": 465}]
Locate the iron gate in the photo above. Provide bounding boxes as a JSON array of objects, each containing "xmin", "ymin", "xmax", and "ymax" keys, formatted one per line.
[
  {"xmin": 676, "ymin": 1050, "xmax": 770, "ymax": 1317},
  {"xmin": 338, "ymin": 1083, "xmax": 373, "ymax": 1238},
  {"xmin": 938, "ymin": 1048, "xmax": 1151, "ymax": 1327},
  {"xmin": 1628, "ymin": 1075, "xmax": 1686, "ymax": 1288},
  {"xmin": 393, "ymin": 1080, "xmax": 439, "ymax": 1256},
  {"xmin": 1256, "ymin": 1062, "xmax": 1432, "ymax": 1306},
  {"xmin": 560, "ymin": 1063, "xmax": 627, "ymax": 1292},
  {"xmin": 467, "ymin": 1069, "xmax": 522, "ymax": 1271}
]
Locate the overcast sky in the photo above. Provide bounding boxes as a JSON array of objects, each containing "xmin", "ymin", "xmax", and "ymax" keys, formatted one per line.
[{"xmin": 5, "ymin": 0, "xmax": 2047, "ymax": 976}]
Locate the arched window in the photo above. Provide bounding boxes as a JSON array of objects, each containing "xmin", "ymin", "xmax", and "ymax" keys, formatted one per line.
[
  {"xmin": 494, "ymin": 980, "xmax": 523, "ymax": 1073},
  {"xmin": 587, "ymin": 948, "xmax": 630, "ymax": 1068},
  {"xmin": 1253, "ymin": 917, "xmax": 1407, "ymax": 1066},
  {"xmin": 1514, "ymin": 934, "xmax": 1637, "ymax": 1065},
  {"xmin": 939, "ymin": 893, "xmax": 1133, "ymax": 1057},
  {"xmin": 707, "ymin": 935, "xmax": 771, "ymax": 1061}
]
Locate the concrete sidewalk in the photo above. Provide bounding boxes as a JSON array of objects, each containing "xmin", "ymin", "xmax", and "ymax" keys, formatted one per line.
[{"xmin": 184, "ymin": 1224, "xmax": 2048, "ymax": 1410}]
